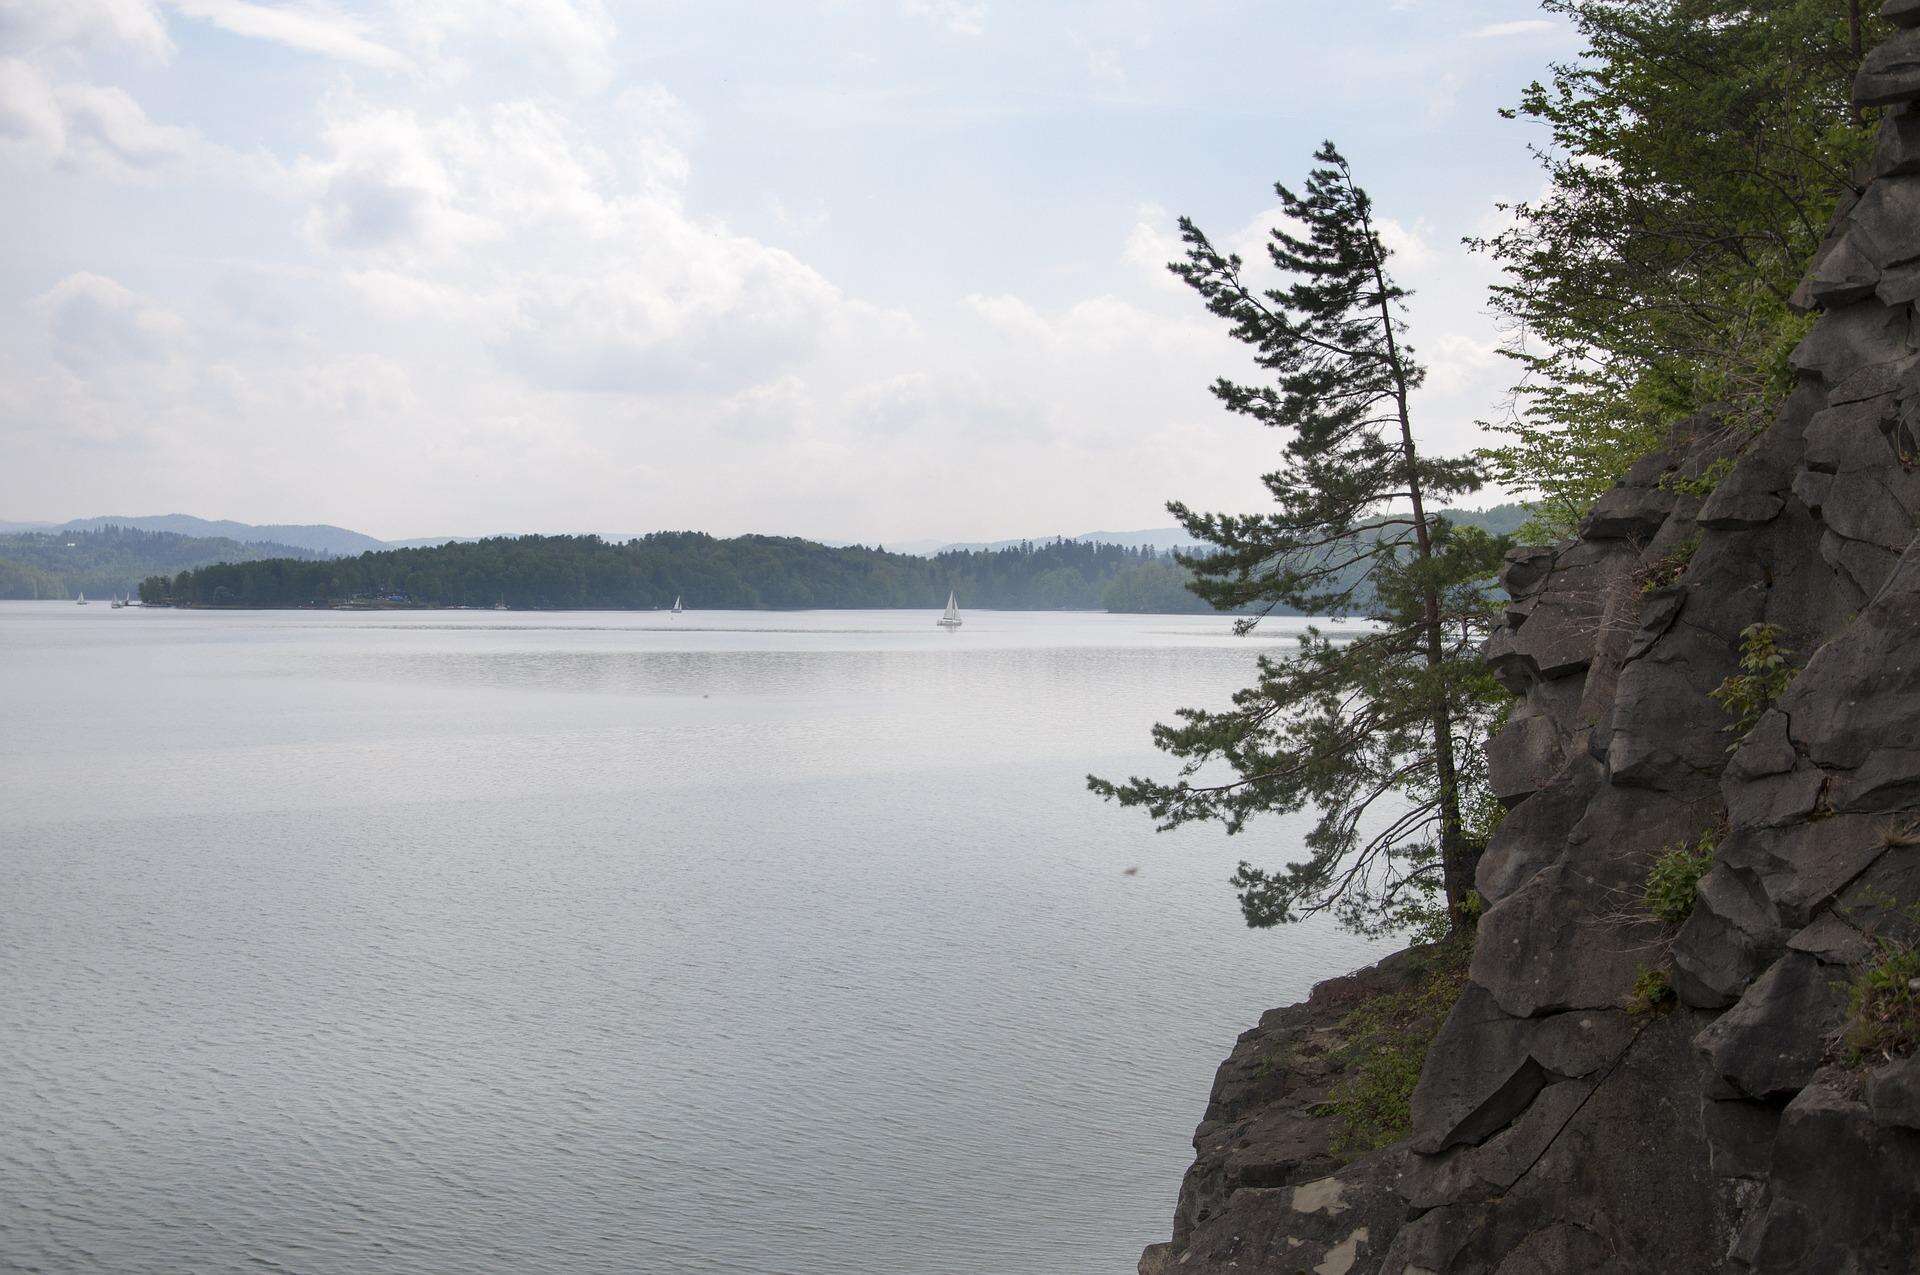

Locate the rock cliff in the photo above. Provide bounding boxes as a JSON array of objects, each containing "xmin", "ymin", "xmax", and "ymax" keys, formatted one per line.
[{"xmin": 1140, "ymin": 11, "xmax": 1920, "ymax": 1271}]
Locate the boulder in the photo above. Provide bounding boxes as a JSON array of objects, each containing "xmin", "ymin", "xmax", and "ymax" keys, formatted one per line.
[
  {"xmin": 1806, "ymin": 234, "xmax": 1880, "ymax": 306},
  {"xmin": 1856, "ymin": 28, "xmax": 1920, "ymax": 107},
  {"xmin": 1693, "ymin": 952, "xmax": 1850, "ymax": 1101},
  {"xmin": 1884, "ymin": 0, "xmax": 1920, "ymax": 30},
  {"xmin": 1865, "ymin": 1055, "xmax": 1920, "ymax": 1130},
  {"xmin": 1485, "ymin": 710, "xmax": 1570, "ymax": 807},
  {"xmin": 1673, "ymin": 861, "xmax": 1788, "ymax": 1009},
  {"xmin": 1731, "ymin": 1069, "xmax": 1920, "ymax": 1273},
  {"xmin": 1875, "ymin": 107, "xmax": 1920, "ymax": 175},
  {"xmin": 1407, "ymin": 983, "xmax": 1634, "ymax": 1155}
]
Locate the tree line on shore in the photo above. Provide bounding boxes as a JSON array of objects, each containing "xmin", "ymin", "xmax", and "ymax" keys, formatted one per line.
[{"xmin": 135, "ymin": 532, "xmax": 1230, "ymax": 612}]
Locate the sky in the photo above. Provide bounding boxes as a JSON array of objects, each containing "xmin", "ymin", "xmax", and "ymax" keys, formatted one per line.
[{"xmin": 0, "ymin": 0, "xmax": 1579, "ymax": 543}]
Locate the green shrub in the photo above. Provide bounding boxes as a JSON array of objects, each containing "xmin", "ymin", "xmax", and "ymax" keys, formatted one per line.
[
  {"xmin": 1317, "ymin": 939, "xmax": 1473, "ymax": 1157},
  {"xmin": 1626, "ymin": 964, "xmax": 1676, "ymax": 1015},
  {"xmin": 1710, "ymin": 622, "xmax": 1795, "ymax": 742},
  {"xmin": 1644, "ymin": 830, "xmax": 1717, "ymax": 925}
]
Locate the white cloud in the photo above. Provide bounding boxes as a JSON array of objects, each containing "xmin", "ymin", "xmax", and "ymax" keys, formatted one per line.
[
  {"xmin": 1470, "ymin": 19, "xmax": 1556, "ymax": 38},
  {"xmin": 903, "ymin": 0, "xmax": 986, "ymax": 37},
  {"xmin": 0, "ymin": 61, "xmax": 197, "ymax": 177},
  {"xmin": 496, "ymin": 231, "xmax": 853, "ymax": 393},
  {"xmin": 964, "ymin": 292, "xmax": 1219, "ymax": 369},
  {"xmin": 297, "ymin": 83, "xmax": 873, "ymax": 397},
  {"xmin": 298, "ymin": 88, "xmax": 699, "ymax": 257},
  {"xmin": 840, "ymin": 369, "xmax": 1037, "ymax": 442},
  {"xmin": 300, "ymin": 106, "xmax": 497, "ymax": 254},
  {"xmin": 166, "ymin": 0, "xmax": 411, "ymax": 71},
  {"xmin": 611, "ymin": 84, "xmax": 697, "ymax": 194},
  {"xmin": 0, "ymin": 58, "xmax": 64, "ymax": 149},
  {"xmin": 1418, "ymin": 331, "xmax": 1500, "ymax": 395},
  {"xmin": 341, "ymin": 268, "xmax": 482, "ymax": 319},
  {"xmin": 397, "ymin": 0, "xmax": 616, "ymax": 94},
  {"xmin": 37, "ymin": 272, "xmax": 185, "ymax": 373},
  {"xmin": 1376, "ymin": 217, "xmax": 1437, "ymax": 272},
  {"xmin": 57, "ymin": 82, "xmax": 195, "ymax": 169},
  {"xmin": 1225, "ymin": 203, "xmax": 1292, "ymax": 264},
  {"xmin": 1122, "ymin": 205, "xmax": 1186, "ymax": 292},
  {"xmin": 0, "ymin": 0, "xmax": 171, "ymax": 61}
]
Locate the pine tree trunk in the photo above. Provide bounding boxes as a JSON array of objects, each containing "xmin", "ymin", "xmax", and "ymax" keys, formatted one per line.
[{"xmin": 1357, "ymin": 195, "xmax": 1472, "ymax": 935}]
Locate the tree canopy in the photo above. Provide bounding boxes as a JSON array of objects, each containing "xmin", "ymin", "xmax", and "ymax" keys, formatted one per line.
[{"xmin": 1477, "ymin": 0, "xmax": 1881, "ymax": 532}]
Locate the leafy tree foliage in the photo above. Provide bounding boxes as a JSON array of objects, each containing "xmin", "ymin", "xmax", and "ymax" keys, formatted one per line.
[
  {"xmin": 1477, "ymin": 0, "xmax": 1881, "ymax": 533},
  {"xmin": 0, "ymin": 558, "xmax": 64, "ymax": 599},
  {"xmin": 137, "ymin": 533, "xmax": 1221, "ymax": 613},
  {"xmin": 1089, "ymin": 143, "xmax": 1511, "ymax": 937}
]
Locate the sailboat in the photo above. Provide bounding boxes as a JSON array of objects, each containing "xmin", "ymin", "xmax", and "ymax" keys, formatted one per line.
[
  {"xmin": 671, "ymin": 595, "xmax": 684, "ymax": 615},
  {"xmin": 110, "ymin": 595, "xmax": 125, "ymax": 609},
  {"xmin": 76, "ymin": 592, "xmax": 86, "ymax": 605},
  {"xmin": 937, "ymin": 590, "xmax": 962, "ymax": 629}
]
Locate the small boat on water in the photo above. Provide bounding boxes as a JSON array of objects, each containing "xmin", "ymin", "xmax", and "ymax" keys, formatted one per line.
[
  {"xmin": 110, "ymin": 595, "xmax": 125, "ymax": 609},
  {"xmin": 76, "ymin": 592, "xmax": 86, "ymax": 605},
  {"xmin": 671, "ymin": 595, "xmax": 684, "ymax": 615},
  {"xmin": 937, "ymin": 590, "xmax": 962, "ymax": 629}
]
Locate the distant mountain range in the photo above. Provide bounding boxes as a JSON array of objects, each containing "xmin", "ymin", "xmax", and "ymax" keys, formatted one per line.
[{"xmin": 0, "ymin": 515, "xmax": 388, "ymax": 556}]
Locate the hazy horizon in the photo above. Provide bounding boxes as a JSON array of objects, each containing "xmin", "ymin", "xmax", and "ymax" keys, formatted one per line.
[{"xmin": 2, "ymin": 0, "xmax": 1575, "ymax": 542}]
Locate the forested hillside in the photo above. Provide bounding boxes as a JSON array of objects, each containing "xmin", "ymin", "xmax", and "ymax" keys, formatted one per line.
[
  {"xmin": 139, "ymin": 533, "xmax": 1222, "ymax": 612},
  {"xmin": 132, "ymin": 505, "xmax": 1531, "ymax": 614},
  {"xmin": 0, "ymin": 526, "xmax": 323, "ymax": 599}
]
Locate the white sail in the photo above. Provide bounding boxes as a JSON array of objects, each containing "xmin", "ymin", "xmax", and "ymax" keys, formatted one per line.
[
  {"xmin": 938, "ymin": 590, "xmax": 962, "ymax": 628},
  {"xmin": 671, "ymin": 595, "xmax": 684, "ymax": 614}
]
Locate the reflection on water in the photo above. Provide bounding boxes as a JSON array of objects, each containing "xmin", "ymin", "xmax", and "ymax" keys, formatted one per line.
[{"xmin": 0, "ymin": 605, "xmax": 1386, "ymax": 1275}]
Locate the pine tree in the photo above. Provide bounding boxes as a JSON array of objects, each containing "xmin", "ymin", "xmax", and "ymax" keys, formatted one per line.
[{"xmin": 1088, "ymin": 142, "xmax": 1510, "ymax": 937}]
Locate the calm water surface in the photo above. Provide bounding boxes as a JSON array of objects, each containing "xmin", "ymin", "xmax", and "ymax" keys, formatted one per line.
[{"xmin": 0, "ymin": 604, "xmax": 1386, "ymax": 1274}]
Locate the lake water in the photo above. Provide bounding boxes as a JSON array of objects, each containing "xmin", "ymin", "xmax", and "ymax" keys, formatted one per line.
[{"xmin": 0, "ymin": 604, "xmax": 1386, "ymax": 1274}]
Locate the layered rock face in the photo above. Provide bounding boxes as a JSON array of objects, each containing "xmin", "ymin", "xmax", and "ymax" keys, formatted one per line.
[{"xmin": 1141, "ymin": 14, "xmax": 1920, "ymax": 1272}]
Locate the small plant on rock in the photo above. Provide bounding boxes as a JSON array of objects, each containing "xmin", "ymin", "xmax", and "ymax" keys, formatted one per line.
[
  {"xmin": 1710, "ymin": 622, "xmax": 1795, "ymax": 742},
  {"xmin": 1843, "ymin": 898, "xmax": 1920, "ymax": 1066},
  {"xmin": 1626, "ymin": 963, "xmax": 1676, "ymax": 1015},
  {"xmin": 1639, "ymin": 536, "xmax": 1701, "ymax": 593},
  {"xmin": 1643, "ymin": 829, "xmax": 1718, "ymax": 925},
  {"xmin": 1657, "ymin": 456, "xmax": 1736, "ymax": 499},
  {"xmin": 1844, "ymin": 944, "xmax": 1920, "ymax": 1065},
  {"xmin": 1317, "ymin": 938, "xmax": 1473, "ymax": 1157}
]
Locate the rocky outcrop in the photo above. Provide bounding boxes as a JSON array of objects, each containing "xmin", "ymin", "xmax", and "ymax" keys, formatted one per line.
[{"xmin": 1140, "ymin": 10, "xmax": 1920, "ymax": 1270}]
